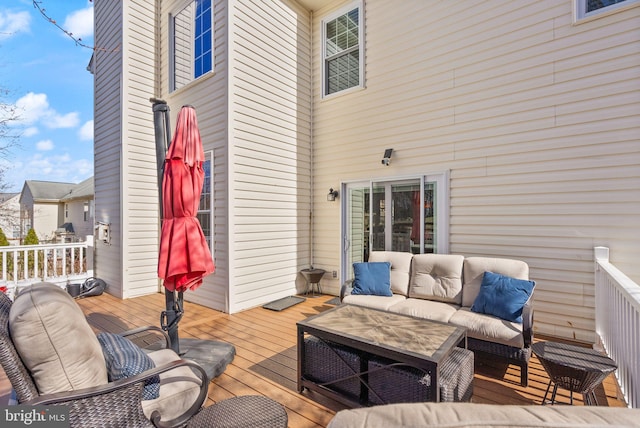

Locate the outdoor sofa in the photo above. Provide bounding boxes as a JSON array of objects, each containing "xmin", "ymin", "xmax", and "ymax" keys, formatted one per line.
[
  {"xmin": 341, "ymin": 251, "xmax": 535, "ymax": 386},
  {"xmin": 327, "ymin": 401, "xmax": 640, "ymax": 427}
]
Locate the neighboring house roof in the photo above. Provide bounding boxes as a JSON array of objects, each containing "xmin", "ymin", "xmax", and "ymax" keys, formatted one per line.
[
  {"xmin": 20, "ymin": 177, "xmax": 94, "ymax": 204},
  {"xmin": 0, "ymin": 193, "xmax": 19, "ymax": 204},
  {"xmin": 61, "ymin": 177, "xmax": 94, "ymax": 202}
]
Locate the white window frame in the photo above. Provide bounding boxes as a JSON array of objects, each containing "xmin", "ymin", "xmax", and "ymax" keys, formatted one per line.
[
  {"xmin": 197, "ymin": 151, "xmax": 214, "ymax": 255},
  {"xmin": 340, "ymin": 171, "xmax": 450, "ymax": 284},
  {"xmin": 169, "ymin": 0, "xmax": 214, "ymax": 92},
  {"xmin": 321, "ymin": 1, "xmax": 365, "ymax": 99},
  {"xmin": 574, "ymin": 0, "xmax": 639, "ymax": 23}
]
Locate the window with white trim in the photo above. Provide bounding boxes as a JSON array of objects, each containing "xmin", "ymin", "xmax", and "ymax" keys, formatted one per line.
[
  {"xmin": 170, "ymin": 0, "xmax": 213, "ymax": 92},
  {"xmin": 197, "ymin": 152, "xmax": 213, "ymax": 253},
  {"xmin": 322, "ymin": 2, "xmax": 364, "ymax": 97},
  {"xmin": 575, "ymin": 0, "xmax": 638, "ymax": 20}
]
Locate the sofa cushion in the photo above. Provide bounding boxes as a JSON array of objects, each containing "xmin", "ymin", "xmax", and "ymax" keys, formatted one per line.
[
  {"xmin": 342, "ymin": 294, "xmax": 407, "ymax": 311},
  {"xmin": 327, "ymin": 402, "xmax": 640, "ymax": 428},
  {"xmin": 368, "ymin": 251, "xmax": 413, "ymax": 296},
  {"xmin": 388, "ymin": 298, "xmax": 458, "ymax": 323},
  {"xmin": 9, "ymin": 282, "xmax": 108, "ymax": 394},
  {"xmin": 462, "ymin": 257, "xmax": 529, "ymax": 307},
  {"xmin": 471, "ymin": 271, "xmax": 535, "ymax": 323},
  {"xmin": 409, "ymin": 254, "xmax": 464, "ymax": 304},
  {"xmin": 142, "ymin": 348, "xmax": 203, "ymax": 423},
  {"xmin": 352, "ymin": 262, "xmax": 393, "ymax": 296},
  {"xmin": 449, "ymin": 307, "xmax": 524, "ymax": 348},
  {"xmin": 97, "ymin": 332, "xmax": 160, "ymax": 400}
]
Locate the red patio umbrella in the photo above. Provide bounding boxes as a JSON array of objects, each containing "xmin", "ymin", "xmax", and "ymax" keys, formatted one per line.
[{"xmin": 158, "ymin": 105, "xmax": 214, "ymax": 292}]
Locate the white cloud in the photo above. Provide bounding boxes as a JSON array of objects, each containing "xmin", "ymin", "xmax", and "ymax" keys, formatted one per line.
[
  {"xmin": 36, "ymin": 140, "xmax": 54, "ymax": 151},
  {"xmin": 13, "ymin": 92, "xmax": 80, "ymax": 129},
  {"xmin": 22, "ymin": 127, "xmax": 39, "ymax": 137},
  {"xmin": 0, "ymin": 10, "xmax": 31, "ymax": 41},
  {"xmin": 78, "ymin": 120, "xmax": 93, "ymax": 141},
  {"xmin": 63, "ymin": 6, "xmax": 93, "ymax": 40}
]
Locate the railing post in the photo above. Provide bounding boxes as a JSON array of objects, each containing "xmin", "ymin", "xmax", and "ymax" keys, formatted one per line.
[
  {"xmin": 594, "ymin": 246, "xmax": 609, "ymax": 263},
  {"xmin": 86, "ymin": 235, "xmax": 94, "ymax": 278}
]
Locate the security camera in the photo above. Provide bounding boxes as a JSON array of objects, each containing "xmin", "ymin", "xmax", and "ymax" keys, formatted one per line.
[{"xmin": 381, "ymin": 158, "xmax": 390, "ymax": 166}]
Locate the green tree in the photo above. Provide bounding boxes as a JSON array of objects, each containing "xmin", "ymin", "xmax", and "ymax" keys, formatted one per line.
[
  {"xmin": 0, "ymin": 227, "xmax": 9, "ymax": 273},
  {"xmin": 23, "ymin": 228, "xmax": 39, "ymax": 274}
]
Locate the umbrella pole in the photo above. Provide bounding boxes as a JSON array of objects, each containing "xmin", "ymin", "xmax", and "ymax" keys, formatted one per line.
[{"xmin": 151, "ymin": 98, "xmax": 183, "ymax": 354}]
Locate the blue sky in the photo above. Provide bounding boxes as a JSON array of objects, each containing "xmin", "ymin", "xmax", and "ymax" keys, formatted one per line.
[{"xmin": 0, "ymin": 0, "xmax": 94, "ymax": 192}]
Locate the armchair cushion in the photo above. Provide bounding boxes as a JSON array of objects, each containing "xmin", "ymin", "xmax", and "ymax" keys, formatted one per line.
[
  {"xmin": 9, "ymin": 283, "xmax": 108, "ymax": 394},
  {"xmin": 471, "ymin": 271, "xmax": 535, "ymax": 323},
  {"xmin": 352, "ymin": 262, "xmax": 393, "ymax": 296},
  {"xmin": 97, "ymin": 332, "xmax": 160, "ymax": 400}
]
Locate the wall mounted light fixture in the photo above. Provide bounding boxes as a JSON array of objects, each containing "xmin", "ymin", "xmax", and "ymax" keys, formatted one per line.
[
  {"xmin": 381, "ymin": 148, "xmax": 393, "ymax": 166},
  {"xmin": 327, "ymin": 188, "xmax": 339, "ymax": 201}
]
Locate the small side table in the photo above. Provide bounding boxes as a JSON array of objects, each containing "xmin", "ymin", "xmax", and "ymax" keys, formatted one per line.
[
  {"xmin": 532, "ymin": 341, "xmax": 617, "ymax": 406},
  {"xmin": 187, "ymin": 395, "xmax": 288, "ymax": 427},
  {"xmin": 300, "ymin": 268, "xmax": 325, "ymax": 297}
]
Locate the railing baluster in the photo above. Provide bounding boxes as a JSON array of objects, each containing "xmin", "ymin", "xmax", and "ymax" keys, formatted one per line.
[{"xmin": 594, "ymin": 246, "xmax": 639, "ymax": 409}]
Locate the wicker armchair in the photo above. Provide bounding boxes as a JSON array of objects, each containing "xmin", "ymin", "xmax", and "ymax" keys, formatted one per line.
[{"xmin": 0, "ymin": 290, "xmax": 208, "ymax": 428}]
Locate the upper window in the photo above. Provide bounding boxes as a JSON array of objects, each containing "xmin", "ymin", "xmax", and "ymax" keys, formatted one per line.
[
  {"xmin": 322, "ymin": 2, "xmax": 364, "ymax": 98},
  {"xmin": 170, "ymin": 0, "xmax": 213, "ymax": 92},
  {"xmin": 575, "ymin": 0, "xmax": 638, "ymax": 21}
]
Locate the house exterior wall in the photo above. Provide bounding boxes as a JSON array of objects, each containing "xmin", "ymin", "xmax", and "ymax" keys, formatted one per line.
[
  {"xmin": 65, "ymin": 199, "xmax": 94, "ymax": 240},
  {"xmin": 311, "ymin": 0, "xmax": 640, "ymax": 342},
  {"xmin": 94, "ymin": 0, "xmax": 159, "ymax": 298},
  {"xmin": 159, "ymin": 0, "xmax": 230, "ymax": 312},
  {"xmin": 31, "ymin": 203, "xmax": 60, "ymax": 242},
  {"xmin": 0, "ymin": 195, "xmax": 21, "ymax": 244},
  {"xmin": 226, "ymin": 0, "xmax": 313, "ymax": 313}
]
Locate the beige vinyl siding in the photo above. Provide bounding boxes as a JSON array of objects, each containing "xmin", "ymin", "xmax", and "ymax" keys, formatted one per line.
[
  {"xmin": 160, "ymin": 0, "xmax": 229, "ymax": 312},
  {"xmin": 94, "ymin": 0, "xmax": 124, "ymax": 297},
  {"xmin": 228, "ymin": 0, "xmax": 312, "ymax": 313},
  {"xmin": 312, "ymin": 1, "xmax": 640, "ymax": 342},
  {"xmin": 121, "ymin": 0, "xmax": 160, "ymax": 298}
]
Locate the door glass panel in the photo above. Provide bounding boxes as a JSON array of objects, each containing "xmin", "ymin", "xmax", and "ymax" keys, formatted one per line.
[
  {"xmin": 370, "ymin": 184, "xmax": 385, "ymax": 252},
  {"xmin": 424, "ymin": 182, "xmax": 435, "ymax": 253},
  {"xmin": 346, "ymin": 186, "xmax": 368, "ymax": 280},
  {"xmin": 391, "ymin": 182, "xmax": 420, "ymax": 253}
]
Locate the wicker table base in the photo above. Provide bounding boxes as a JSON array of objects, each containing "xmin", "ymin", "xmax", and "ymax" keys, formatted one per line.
[
  {"xmin": 186, "ymin": 395, "xmax": 288, "ymax": 427},
  {"xmin": 532, "ymin": 341, "xmax": 617, "ymax": 406}
]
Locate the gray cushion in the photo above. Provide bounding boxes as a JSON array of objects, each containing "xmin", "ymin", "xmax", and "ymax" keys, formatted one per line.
[
  {"xmin": 142, "ymin": 349, "xmax": 203, "ymax": 423},
  {"xmin": 449, "ymin": 307, "xmax": 524, "ymax": 348},
  {"xmin": 462, "ymin": 257, "xmax": 529, "ymax": 307},
  {"xmin": 388, "ymin": 298, "xmax": 458, "ymax": 323},
  {"xmin": 328, "ymin": 402, "xmax": 640, "ymax": 427},
  {"xmin": 9, "ymin": 282, "xmax": 108, "ymax": 394},
  {"xmin": 409, "ymin": 254, "xmax": 464, "ymax": 304},
  {"xmin": 368, "ymin": 251, "xmax": 413, "ymax": 296},
  {"xmin": 342, "ymin": 294, "xmax": 406, "ymax": 311}
]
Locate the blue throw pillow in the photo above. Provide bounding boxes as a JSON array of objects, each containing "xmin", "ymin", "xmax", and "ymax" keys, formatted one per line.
[
  {"xmin": 97, "ymin": 332, "xmax": 160, "ymax": 400},
  {"xmin": 351, "ymin": 262, "xmax": 393, "ymax": 296},
  {"xmin": 471, "ymin": 271, "xmax": 535, "ymax": 323}
]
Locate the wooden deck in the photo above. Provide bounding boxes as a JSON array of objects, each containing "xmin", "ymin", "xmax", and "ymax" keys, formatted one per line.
[{"xmin": 1, "ymin": 292, "xmax": 627, "ymax": 427}]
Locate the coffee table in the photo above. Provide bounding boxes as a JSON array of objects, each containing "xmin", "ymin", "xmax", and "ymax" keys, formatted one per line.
[{"xmin": 297, "ymin": 304, "xmax": 468, "ymax": 405}]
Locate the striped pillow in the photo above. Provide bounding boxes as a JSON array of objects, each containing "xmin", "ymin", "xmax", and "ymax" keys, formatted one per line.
[{"xmin": 97, "ymin": 332, "xmax": 160, "ymax": 400}]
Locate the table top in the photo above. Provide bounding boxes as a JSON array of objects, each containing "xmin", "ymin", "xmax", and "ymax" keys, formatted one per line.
[
  {"xmin": 298, "ymin": 304, "xmax": 466, "ymax": 363},
  {"xmin": 532, "ymin": 341, "xmax": 617, "ymax": 373}
]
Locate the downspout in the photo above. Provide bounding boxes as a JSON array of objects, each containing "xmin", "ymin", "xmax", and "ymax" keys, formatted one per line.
[{"xmin": 308, "ymin": 10, "xmax": 315, "ymax": 269}]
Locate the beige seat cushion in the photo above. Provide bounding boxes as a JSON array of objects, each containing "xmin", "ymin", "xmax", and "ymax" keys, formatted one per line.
[
  {"xmin": 327, "ymin": 402, "xmax": 640, "ymax": 428},
  {"xmin": 342, "ymin": 294, "xmax": 406, "ymax": 311},
  {"xmin": 388, "ymin": 298, "xmax": 459, "ymax": 323},
  {"xmin": 409, "ymin": 254, "xmax": 464, "ymax": 304},
  {"xmin": 142, "ymin": 349, "xmax": 203, "ymax": 422},
  {"xmin": 368, "ymin": 251, "xmax": 413, "ymax": 296},
  {"xmin": 449, "ymin": 307, "xmax": 524, "ymax": 348},
  {"xmin": 462, "ymin": 257, "xmax": 529, "ymax": 307},
  {"xmin": 9, "ymin": 282, "xmax": 108, "ymax": 394}
]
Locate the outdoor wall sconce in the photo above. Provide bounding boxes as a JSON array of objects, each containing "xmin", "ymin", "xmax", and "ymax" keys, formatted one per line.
[
  {"xmin": 381, "ymin": 148, "xmax": 393, "ymax": 166},
  {"xmin": 327, "ymin": 188, "xmax": 339, "ymax": 201}
]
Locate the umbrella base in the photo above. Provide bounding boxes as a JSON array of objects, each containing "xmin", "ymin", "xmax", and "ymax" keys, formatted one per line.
[{"xmin": 178, "ymin": 338, "xmax": 236, "ymax": 381}]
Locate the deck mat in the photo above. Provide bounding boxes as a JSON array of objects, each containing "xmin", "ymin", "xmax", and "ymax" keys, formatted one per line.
[
  {"xmin": 325, "ymin": 296, "xmax": 341, "ymax": 306},
  {"xmin": 262, "ymin": 295, "xmax": 306, "ymax": 311}
]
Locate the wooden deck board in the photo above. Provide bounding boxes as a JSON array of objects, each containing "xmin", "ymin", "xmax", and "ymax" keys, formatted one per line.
[{"xmin": 0, "ymin": 292, "xmax": 626, "ymax": 427}]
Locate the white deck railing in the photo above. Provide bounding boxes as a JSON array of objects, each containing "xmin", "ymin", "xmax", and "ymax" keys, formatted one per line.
[
  {"xmin": 595, "ymin": 246, "xmax": 640, "ymax": 409},
  {"xmin": 0, "ymin": 237, "xmax": 93, "ymax": 298}
]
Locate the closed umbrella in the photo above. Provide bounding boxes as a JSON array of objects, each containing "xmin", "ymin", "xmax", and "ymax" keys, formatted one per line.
[{"xmin": 158, "ymin": 105, "xmax": 214, "ymax": 292}]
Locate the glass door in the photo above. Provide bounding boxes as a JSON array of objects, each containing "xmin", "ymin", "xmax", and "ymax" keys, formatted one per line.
[{"xmin": 343, "ymin": 176, "xmax": 442, "ymax": 282}]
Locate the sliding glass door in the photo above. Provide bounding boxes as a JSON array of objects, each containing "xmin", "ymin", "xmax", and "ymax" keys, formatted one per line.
[{"xmin": 342, "ymin": 174, "xmax": 446, "ymax": 281}]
